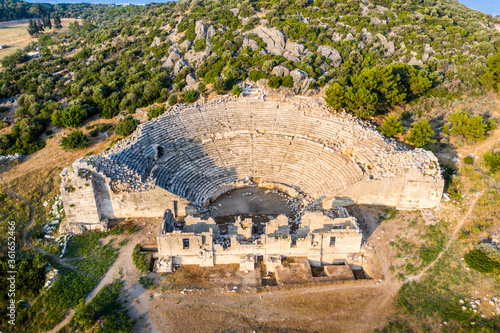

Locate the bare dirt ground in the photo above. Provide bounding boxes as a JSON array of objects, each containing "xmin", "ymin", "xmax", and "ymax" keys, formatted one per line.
[
  {"xmin": 0, "ymin": 18, "xmax": 78, "ymax": 62},
  {"xmin": 0, "ymin": 116, "xmax": 120, "ymax": 183}
]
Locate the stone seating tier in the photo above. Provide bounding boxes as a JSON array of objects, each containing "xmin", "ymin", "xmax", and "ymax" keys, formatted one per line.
[{"xmin": 82, "ymin": 97, "xmax": 441, "ymax": 207}]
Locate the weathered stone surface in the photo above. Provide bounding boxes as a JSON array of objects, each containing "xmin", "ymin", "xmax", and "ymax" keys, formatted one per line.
[
  {"xmin": 179, "ymin": 40, "xmax": 192, "ymax": 50},
  {"xmin": 375, "ymin": 33, "xmax": 388, "ymax": 45},
  {"xmin": 344, "ymin": 33, "xmax": 355, "ymax": 42},
  {"xmin": 271, "ymin": 65, "xmax": 290, "ymax": 77},
  {"xmin": 361, "ymin": 29, "xmax": 372, "ymax": 43},
  {"xmin": 206, "ymin": 25, "xmax": 216, "ymax": 45},
  {"xmin": 230, "ymin": 8, "xmax": 239, "ymax": 16},
  {"xmin": 251, "ymin": 27, "xmax": 286, "ymax": 56},
  {"xmin": 150, "ymin": 36, "xmax": 161, "ymax": 47},
  {"xmin": 186, "ymin": 73, "xmax": 197, "ymax": 85},
  {"xmin": 184, "ymin": 49, "xmax": 206, "ymax": 63},
  {"xmin": 283, "ymin": 42, "xmax": 305, "ymax": 62},
  {"xmin": 174, "ymin": 58, "xmax": 190, "ymax": 75},
  {"xmin": 195, "ymin": 20, "xmax": 207, "ymax": 40},
  {"xmin": 408, "ymin": 57, "xmax": 424, "ymax": 66},
  {"xmin": 255, "ymin": 78, "xmax": 269, "ymax": 87},
  {"xmin": 317, "ymin": 45, "xmax": 343, "ymax": 67},
  {"xmin": 242, "ymin": 37, "xmax": 259, "ymax": 51}
]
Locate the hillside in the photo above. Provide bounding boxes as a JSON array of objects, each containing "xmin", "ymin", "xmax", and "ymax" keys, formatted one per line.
[{"xmin": 1, "ymin": 1, "xmax": 500, "ymax": 333}]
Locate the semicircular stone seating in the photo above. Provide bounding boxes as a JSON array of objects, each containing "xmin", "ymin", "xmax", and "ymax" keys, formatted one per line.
[{"xmin": 82, "ymin": 97, "xmax": 437, "ymax": 207}]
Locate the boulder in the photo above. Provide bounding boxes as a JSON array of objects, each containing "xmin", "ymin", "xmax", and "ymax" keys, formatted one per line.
[
  {"xmin": 408, "ymin": 57, "xmax": 423, "ymax": 66},
  {"xmin": 361, "ymin": 28, "xmax": 372, "ymax": 43},
  {"xmin": 163, "ymin": 49, "xmax": 182, "ymax": 68},
  {"xmin": 150, "ymin": 36, "xmax": 161, "ymax": 47},
  {"xmin": 332, "ymin": 32, "xmax": 343, "ymax": 42},
  {"xmin": 370, "ymin": 17, "xmax": 384, "ymax": 25},
  {"xmin": 184, "ymin": 49, "xmax": 207, "ymax": 63},
  {"xmin": 206, "ymin": 25, "xmax": 216, "ymax": 45},
  {"xmin": 255, "ymin": 78, "xmax": 269, "ymax": 87},
  {"xmin": 385, "ymin": 41, "xmax": 395, "ymax": 55},
  {"xmin": 375, "ymin": 33, "xmax": 388, "ymax": 45},
  {"xmin": 300, "ymin": 77, "xmax": 317, "ymax": 94},
  {"xmin": 281, "ymin": 87, "xmax": 295, "ymax": 97},
  {"xmin": 251, "ymin": 27, "xmax": 286, "ymax": 56},
  {"xmin": 271, "ymin": 65, "xmax": 290, "ymax": 77},
  {"xmin": 283, "ymin": 42, "xmax": 306, "ymax": 62},
  {"xmin": 195, "ymin": 20, "xmax": 207, "ymax": 40},
  {"xmin": 344, "ymin": 33, "xmax": 355, "ymax": 42},
  {"xmin": 174, "ymin": 58, "xmax": 190, "ymax": 75},
  {"xmin": 230, "ymin": 8, "xmax": 239, "ymax": 16},
  {"xmin": 179, "ymin": 40, "xmax": 192, "ymax": 50},
  {"xmin": 242, "ymin": 38, "xmax": 259, "ymax": 51},
  {"xmin": 186, "ymin": 73, "xmax": 197, "ymax": 86},
  {"xmin": 290, "ymin": 69, "xmax": 308, "ymax": 93},
  {"xmin": 317, "ymin": 45, "xmax": 343, "ymax": 67}
]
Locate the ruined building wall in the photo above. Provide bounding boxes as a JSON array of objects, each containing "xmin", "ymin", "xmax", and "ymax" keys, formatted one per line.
[
  {"xmin": 60, "ymin": 168, "xmax": 101, "ymax": 228},
  {"xmin": 157, "ymin": 213, "xmax": 363, "ymax": 268},
  {"xmin": 92, "ymin": 173, "xmax": 191, "ymax": 220}
]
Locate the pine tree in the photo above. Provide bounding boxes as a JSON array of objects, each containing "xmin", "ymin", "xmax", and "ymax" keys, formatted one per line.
[
  {"xmin": 37, "ymin": 20, "xmax": 44, "ymax": 32},
  {"xmin": 46, "ymin": 12, "xmax": 52, "ymax": 30},
  {"xmin": 407, "ymin": 118, "xmax": 435, "ymax": 148},
  {"xmin": 54, "ymin": 16, "xmax": 62, "ymax": 30},
  {"xmin": 27, "ymin": 19, "xmax": 39, "ymax": 36},
  {"xmin": 378, "ymin": 114, "xmax": 405, "ymax": 138}
]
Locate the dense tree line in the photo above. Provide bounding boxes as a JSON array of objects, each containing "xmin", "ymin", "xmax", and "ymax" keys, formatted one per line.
[{"xmin": 0, "ymin": 0, "xmax": 499, "ymax": 157}]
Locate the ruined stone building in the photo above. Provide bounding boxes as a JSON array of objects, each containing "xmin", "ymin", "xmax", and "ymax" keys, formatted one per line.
[
  {"xmin": 156, "ymin": 210, "xmax": 362, "ymax": 273},
  {"xmin": 59, "ymin": 96, "xmax": 444, "ymax": 269}
]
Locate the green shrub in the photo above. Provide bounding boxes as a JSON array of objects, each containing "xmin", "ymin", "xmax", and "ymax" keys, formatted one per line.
[
  {"xmin": 168, "ymin": 93, "xmax": 178, "ymax": 106},
  {"xmin": 71, "ymin": 281, "xmax": 134, "ymax": 332},
  {"xmin": 89, "ymin": 128, "xmax": 99, "ymax": 137},
  {"xmin": 115, "ymin": 116, "xmax": 139, "ymax": 137},
  {"xmin": 139, "ymin": 276, "xmax": 154, "ymax": 289},
  {"xmin": 378, "ymin": 114, "xmax": 405, "ymax": 137},
  {"xmin": 483, "ymin": 151, "xmax": 500, "ymax": 172},
  {"xmin": 60, "ymin": 130, "xmax": 90, "ymax": 149},
  {"xmin": 463, "ymin": 155, "xmax": 474, "ymax": 165},
  {"xmin": 197, "ymin": 82, "xmax": 207, "ymax": 96},
  {"xmin": 147, "ymin": 105, "xmax": 165, "ymax": 120},
  {"xmin": 449, "ymin": 110, "xmax": 489, "ymax": 141},
  {"xmin": 231, "ymin": 85, "xmax": 242, "ymax": 96},
  {"xmin": 268, "ymin": 75, "xmax": 281, "ymax": 89},
  {"xmin": 464, "ymin": 243, "xmax": 500, "ymax": 273},
  {"xmin": 132, "ymin": 245, "xmax": 149, "ymax": 273},
  {"xmin": 51, "ymin": 105, "xmax": 88, "ymax": 128},
  {"xmin": 249, "ymin": 70, "xmax": 267, "ymax": 82},
  {"xmin": 282, "ymin": 75, "xmax": 294, "ymax": 88},
  {"xmin": 407, "ymin": 118, "xmax": 435, "ymax": 148},
  {"xmin": 182, "ymin": 89, "xmax": 200, "ymax": 103}
]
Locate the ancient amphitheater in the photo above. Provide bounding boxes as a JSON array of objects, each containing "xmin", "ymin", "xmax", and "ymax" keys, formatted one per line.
[{"xmin": 60, "ymin": 96, "xmax": 444, "ymax": 272}]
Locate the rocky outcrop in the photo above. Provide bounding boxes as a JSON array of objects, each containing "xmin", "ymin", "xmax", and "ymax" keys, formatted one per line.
[
  {"xmin": 242, "ymin": 38, "xmax": 259, "ymax": 51},
  {"xmin": 195, "ymin": 20, "xmax": 207, "ymax": 40},
  {"xmin": 163, "ymin": 49, "xmax": 182, "ymax": 68},
  {"xmin": 186, "ymin": 73, "xmax": 197, "ymax": 85},
  {"xmin": 408, "ymin": 57, "xmax": 424, "ymax": 66},
  {"xmin": 174, "ymin": 58, "xmax": 190, "ymax": 75},
  {"xmin": 184, "ymin": 49, "xmax": 206, "ymax": 63},
  {"xmin": 271, "ymin": 65, "xmax": 290, "ymax": 77},
  {"xmin": 317, "ymin": 45, "xmax": 343, "ymax": 67},
  {"xmin": 251, "ymin": 27, "xmax": 286, "ymax": 56},
  {"xmin": 150, "ymin": 36, "xmax": 161, "ymax": 47},
  {"xmin": 375, "ymin": 33, "xmax": 395, "ymax": 55},
  {"xmin": 283, "ymin": 42, "xmax": 307, "ymax": 62},
  {"xmin": 179, "ymin": 40, "xmax": 192, "ymax": 50},
  {"xmin": 290, "ymin": 69, "xmax": 310, "ymax": 93}
]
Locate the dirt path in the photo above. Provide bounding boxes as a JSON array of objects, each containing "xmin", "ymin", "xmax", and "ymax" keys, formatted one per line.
[
  {"xmin": 1, "ymin": 182, "xmax": 95, "ymax": 277},
  {"xmin": 47, "ymin": 224, "xmax": 161, "ymax": 333},
  {"xmin": 408, "ymin": 191, "xmax": 484, "ymax": 282}
]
